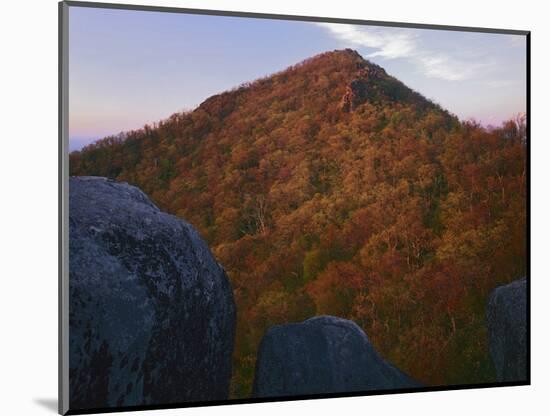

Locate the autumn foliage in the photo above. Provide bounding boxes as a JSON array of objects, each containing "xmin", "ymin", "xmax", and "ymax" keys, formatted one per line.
[{"xmin": 70, "ymin": 49, "xmax": 527, "ymax": 397}]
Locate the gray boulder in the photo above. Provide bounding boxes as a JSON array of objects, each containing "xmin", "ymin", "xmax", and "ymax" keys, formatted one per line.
[
  {"xmin": 69, "ymin": 177, "xmax": 236, "ymax": 410},
  {"xmin": 252, "ymin": 315, "xmax": 419, "ymax": 398},
  {"xmin": 486, "ymin": 278, "xmax": 528, "ymax": 382}
]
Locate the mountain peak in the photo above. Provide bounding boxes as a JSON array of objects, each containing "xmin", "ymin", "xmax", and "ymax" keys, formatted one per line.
[
  {"xmin": 310, "ymin": 48, "xmax": 364, "ymax": 61},
  {"xmin": 292, "ymin": 48, "xmax": 377, "ymax": 73},
  {"xmin": 194, "ymin": 48, "xmax": 434, "ymax": 122},
  {"xmin": 74, "ymin": 48, "xmax": 453, "ymax": 159},
  {"xmin": 273, "ymin": 49, "xmax": 435, "ymax": 114}
]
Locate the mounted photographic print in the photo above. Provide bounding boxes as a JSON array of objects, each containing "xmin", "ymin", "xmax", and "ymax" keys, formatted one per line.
[{"xmin": 59, "ymin": 1, "xmax": 530, "ymax": 414}]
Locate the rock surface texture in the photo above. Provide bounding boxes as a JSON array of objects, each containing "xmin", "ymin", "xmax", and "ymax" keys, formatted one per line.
[
  {"xmin": 340, "ymin": 79, "xmax": 369, "ymax": 112},
  {"xmin": 486, "ymin": 278, "xmax": 528, "ymax": 382},
  {"xmin": 69, "ymin": 176, "xmax": 236, "ymax": 410},
  {"xmin": 252, "ymin": 315, "xmax": 419, "ymax": 397}
]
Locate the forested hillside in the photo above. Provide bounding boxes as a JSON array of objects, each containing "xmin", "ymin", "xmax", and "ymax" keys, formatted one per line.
[{"xmin": 70, "ymin": 49, "xmax": 527, "ymax": 397}]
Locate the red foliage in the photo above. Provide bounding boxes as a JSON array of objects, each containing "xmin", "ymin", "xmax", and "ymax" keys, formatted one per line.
[{"xmin": 70, "ymin": 49, "xmax": 527, "ymax": 395}]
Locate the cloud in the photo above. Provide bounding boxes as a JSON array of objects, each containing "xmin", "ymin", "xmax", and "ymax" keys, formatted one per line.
[
  {"xmin": 316, "ymin": 23, "xmax": 417, "ymax": 59},
  {"xmin": 416, "ymin": 55, "xmax": 486, "ymax": 82},
  {"xmin": 316, "ymin": 23, "xmax": 484, "ymax": 82},
  {"xmin": 485, "ymin": 79, "xmax": 521, "ymax": 88}
]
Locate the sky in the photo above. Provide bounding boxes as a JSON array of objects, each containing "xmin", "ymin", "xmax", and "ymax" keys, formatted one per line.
[{"xmin": 69, "ymin": 6, "xmax": 527, "ymax": 151}]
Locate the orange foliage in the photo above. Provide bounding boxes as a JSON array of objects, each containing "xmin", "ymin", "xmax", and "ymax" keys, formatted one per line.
[{"xmin": 70, "ymin": 49, "xmax": 527, "ymax": 396}]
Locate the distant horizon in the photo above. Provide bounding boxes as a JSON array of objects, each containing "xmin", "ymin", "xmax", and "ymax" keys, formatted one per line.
[{"xmin": 69, "ymin": 7, "xmax": 527, "ymax": 152}]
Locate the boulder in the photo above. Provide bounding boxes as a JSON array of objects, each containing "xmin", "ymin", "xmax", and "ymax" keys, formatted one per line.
[
  {"xmin": 252, "ymin": 315, "xmax": 419, "ymax": 398},
  {"xmin": 68, "ymin": 177, "xmax": 236, "ymax": 409},
  {"xmin": 486, "ymin": 278, "xmax": 528, "ymax": 382}
]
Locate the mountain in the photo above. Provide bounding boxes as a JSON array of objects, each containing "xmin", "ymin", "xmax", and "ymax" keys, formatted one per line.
[{"xmin": 70, "ymin": 49, "xmax": 527, "ymax": 397}]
